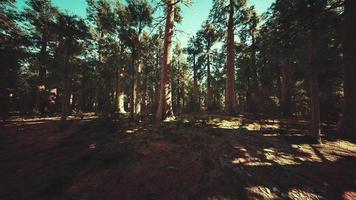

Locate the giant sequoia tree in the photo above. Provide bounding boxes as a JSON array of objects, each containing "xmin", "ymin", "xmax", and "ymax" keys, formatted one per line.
[{"xmin": 156, "ymin": 0, "xmax": 176, "ymax": 120}]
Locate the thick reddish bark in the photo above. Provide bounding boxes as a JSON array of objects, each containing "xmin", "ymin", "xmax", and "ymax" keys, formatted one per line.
[
  {"xmin": 156, "ymin": 0, "xmax": 175, "ymax": 121},
  {"xmin": 225, "ymin": 0, "xmax": 237, "ymax": 114},
  {"xmin": 339, "ymin": 0, "xmax": 356, "ymax": 136}
]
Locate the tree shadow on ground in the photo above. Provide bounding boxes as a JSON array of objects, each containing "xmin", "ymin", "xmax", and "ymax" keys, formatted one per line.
[{"xmin": 0, "ymin": 114, "xmax": 355, "ymax": 200}]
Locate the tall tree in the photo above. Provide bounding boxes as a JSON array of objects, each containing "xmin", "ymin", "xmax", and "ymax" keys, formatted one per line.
[
  {"xmin": 118, "ymin": 0, "xmax": 152, "ymax": 119},
  {"xmin": 23, "ymin": 0, "xmax": 57, "ymax": 114},
  {"xmin": 156, "ymin": 0, "xmax": 176, "ymax": 120},
  {"xmin": 56, "ymin": 13, "xmax": 88, "ymax": 121},
  {"xmin": 0, "ymin": 0, "xmax": 24, "ymax": 120},
  {"xmin": 199, "ymin": 21, "xmax": 221, "ymax": 111},
  {"xmin": 225, "ymin": 0, "xmax": 237, "ymax": 114},
  {"xmin": 186, "ymin": 36, "xmax": 203, "ymax": 112},
  {"xmin": 339, "ymin": 0, "xmax": 356, "ymax": 137}
]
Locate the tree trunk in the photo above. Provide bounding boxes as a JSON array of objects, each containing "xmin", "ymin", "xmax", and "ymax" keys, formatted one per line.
[
  {"xmin": 176, "ymin": 60, "xmax": 181, "ymax": 114},
  {"xmin": 61, "ymin": 46, "xmax": 71, "ymax": 121},
  {"xmin": 135, "ymin": 61, "xmax": 142, "ymax": 115},
  {"xmin": 156, "ymin": 0, "xmax": 175, "ymax": 121},
  {"xmin": 207, "ymin": 49, "xmax": 212, "ymax": 111},
  {"xmin": 308, "ymin": 23, "xmax": 321, "ymax": 143},
  {"xmin": 130, "ymin": 51, "xmax": 136, "ymax": 119},
  {"xmin": 116, "ymin": 66, "xmax": 126, "ymax": 113},
  {"xmin": 339, "ymin": 0, "xmax": 356, "ymax": 136},
  {"xmin": 35, "ymin": 40, "xmax": 47, "ymax": 114},
  {"xmin": 141, "ymin": 73, "xmax": 148, "ymax": 115},
  {"xmin": 281, "ymin": 63, "xmax": 292, "ymax": 116},
  {"xmin": 225, "ymin": 0, "xmax": 237, "ymax": 114},
  {"xmin": 154, "ymin": 52, "xmax": 160, "ymax": 112},
  {"xmin": 192, "ymin": 54, "xmax": 199, "ymax": 112},
  {"xmin": 309, "ymin": 71, "xmax": 321, "ymax": 143}
]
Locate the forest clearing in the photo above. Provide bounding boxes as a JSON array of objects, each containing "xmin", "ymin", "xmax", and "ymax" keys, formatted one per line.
[{"xmin": 1, "ymin": 0, "xmax": 356, "ymax": 199}]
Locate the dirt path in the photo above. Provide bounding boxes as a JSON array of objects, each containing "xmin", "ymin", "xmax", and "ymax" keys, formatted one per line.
[{"xmin": 0, "ymin": 114, "xmax": 355, "ymax": 200}]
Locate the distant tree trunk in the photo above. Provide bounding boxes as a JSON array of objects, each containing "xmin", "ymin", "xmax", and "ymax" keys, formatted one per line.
[
  {"xmin": 309, "ymin": 71, "xmax": 320, "ymax": 143},
  {"xmin": 35, "ymin": 39, "xmax": 48, "ymax": 114},
  {"xmin": 246, "ymin": 59, "xmax": 252, "ymax": 111},
  {"xmin": 248, "ymin": 30, "xmax": 258, "ymax": 112},
  {"xmin": 207, "ymin": 46, "xmax": 212, "ymax": 111},
  {"xmin": 225, "ymin": 0, "xmax": 237, "ymax": 114},
  {"xmin": 135, "ymin": 61, "xmax": 142, "ymax": 115},
  {"xmin": 308, "ymin": 24, "xmax": 321, "ymax": 143},
  {"xmin": 339, "ymin": 0, "xmax": 356, "ymax": 136},
  {"xmin": 141, "ymin": 73, "xmax": 148, "ymax": 115},
  {"xmin": 116, "ymin": 66, "xmax": 126, "ymax": 113},
  {"xmin": 156, "ymin": 0, "xmax": 175, "ymax": 121},
  {"xmin": 281, "ymin": 63, "xmax": 292, "ymax": 116},
  {"xmin": 154, "ymin": 52, "xmax": 160, "ymax": 112},
  {"xmin": 277, "ymin": 73, "xmax": 282, "ymax": 101},
  {"xmin": 176, "ymin": 60, "xmax": 181, "ymax": 114},
  {"xmin": 192, "ymin": 53, "xmax": 199, "ymax": 112},
  {"xmin": 130, "ymin": 51, "xmax": 136, "ymax": 119},
  {"xmin": 61, "ymin": 46, "xmax": 71, "ymax": 121}
]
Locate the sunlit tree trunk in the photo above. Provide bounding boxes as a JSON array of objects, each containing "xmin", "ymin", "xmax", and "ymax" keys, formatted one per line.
[
  {"xmin": 156, "ymin": 0, "xmax": 175, "ymax": 121},
  {"xmin": 135, "ymin": 61, "xmax": 142, "ymax": 114},
  {"xmin": 225, "ymin": 0, "xmax": 237, "ymax": 114},
  {"xmin": 116, "ymin": 66, "xmax": 126, "ymax": 113},
  {"xmin": 339, "ymin": 0, "xmax": 356, "ymax": 136}
]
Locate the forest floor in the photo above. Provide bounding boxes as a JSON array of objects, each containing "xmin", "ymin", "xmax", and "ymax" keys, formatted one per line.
[{"xmin": 1, "ymin": 113, "xmax": 356, "ymax": 200}]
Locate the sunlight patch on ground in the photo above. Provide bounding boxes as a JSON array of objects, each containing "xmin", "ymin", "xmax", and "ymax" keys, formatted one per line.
[
  {"xmin": 292, "ymin": 141, "xmax": 356, "ymax": 163},
  {"xmin": 343, "ymin": 191, "xmax": 356, "ymax": 200},
  {"xmin": 125, "ymin": 128, "xmax": 141, "ymax": 134},
  {"xmin": 207, "ymin": 118, "xmax": 242, "ymax": 129},
  {"xmin": 7, "ymin": 112, "xmax": 98, "ymax": 125},
  {"xmin": 231, "ymin": 139, "xmax": 356, "ymax": 168},
  {"xmin": 263, "ymin": 148, "xmax": 299, "ymax": 165},
  {"xmin": 245, "ymin": 186, "xmax": 278, "ymax": 199},
  {"xmin": 286, "ymin": 188, "xmax": 321, "ymax": 200},
  {"xmin": 243, "ymin": 122, "xmax": 280, "ymax": 131}
]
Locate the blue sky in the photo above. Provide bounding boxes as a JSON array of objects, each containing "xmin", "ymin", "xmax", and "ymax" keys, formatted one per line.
[{"xmin": 16, "ymin": 0, "xmax": 274, "ymax": 46}]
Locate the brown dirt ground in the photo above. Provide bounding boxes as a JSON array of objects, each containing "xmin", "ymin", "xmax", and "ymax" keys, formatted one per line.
[{"xmin": 0, "ymin": 114, "xmax": 355, "ymax": 200}]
